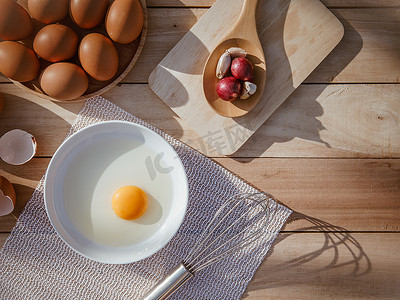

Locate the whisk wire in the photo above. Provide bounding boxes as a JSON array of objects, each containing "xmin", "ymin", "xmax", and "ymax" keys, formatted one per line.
[
  {"xmin": 185, "ymin": 196, "xmax": 247, "ymax": 267},
  {"xmin": 191, "ymin": 223, "xmax": 261, "ymax": 272},
  {"xmin": 189, "ymin": 199, "xmax": 263, "ymax": 269},
  {"xmin": 194, "ymin": 227, "xmax": 264, "ymax": 272},
  {"xmin": 185, "ymin": 193, "xmax": 271, "ymax": 273},
  {"xmin": 142, "ymin": 193, "xmax": 274, "ymax": 300},
  {"xmin": 183, "ymin": 193, "xmax": 245, "ymax": 265}
]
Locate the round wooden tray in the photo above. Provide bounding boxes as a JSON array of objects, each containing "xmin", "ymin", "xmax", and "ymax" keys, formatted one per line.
[{"xmin": 13, "ymin": 0, "xmax": 148, "ymax": 102}]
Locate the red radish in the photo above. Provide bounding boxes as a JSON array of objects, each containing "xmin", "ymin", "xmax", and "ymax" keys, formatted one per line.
[
  {"xmin": 231, "ymin": 57, "xmax": 254, "ymax": 82},
  {"xmin": 216, "ymin": 76, "xmax": 242, "ymax": 101}
]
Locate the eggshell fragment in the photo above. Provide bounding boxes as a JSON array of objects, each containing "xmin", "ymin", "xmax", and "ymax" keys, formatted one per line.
[
  {"xmin": 70, "ymin": 0, "xmax": 109, "ymax": 29},
  {"xmin": 33, "ymin": 24, "xmax": 78, "ymax": 62},
  {"xmin": 79, "ymin": 33, "xmax": 119, "ymax": 81},
  {"xmin": 0, "ymin": 41, "xmax": 40, "ymax": 82},
  {"xmin": 0, "ymin": 0, "xmax": 32, "ymax": 41},
  {"xmin": 105, "ymin": 0, "xmax": 144, "ymax": 44},
  {"xmin": 28, "ymin": 0, "xmax": 69, "ymax": 24},
  {"xmin": 40, "ymin": 62, "xmax": 88, "ymax": 100},
  {"xmin": 0, "ymin": 129, "xmax": 37, "ymax": 165},
  {"xmin": 0, "ymin": 175, "xmax": 16, "ymax": 216}
]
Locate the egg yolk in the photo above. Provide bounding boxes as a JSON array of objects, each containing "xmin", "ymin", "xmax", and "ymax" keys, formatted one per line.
[{"xmin": 112, "ymin": 186, "xmax": 148, "ymax": 220}]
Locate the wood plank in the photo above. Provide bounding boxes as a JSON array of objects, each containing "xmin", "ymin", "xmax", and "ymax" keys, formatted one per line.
[
  {"xmin": 0, "ymin": 232, "xmax": 8, "ymax": 247},
  {"xmin": 214, "ymin": 158, "xmax": 400, "ymax": 232},
  {"xmin": 1, "ymin": 232, "xmax": 398, "ymax": 299},
  {"xmin": 322, "ymin": 0, "xmax": 400, "ymax": 7},
  {"xmin": 147, "ymin": 0, "xmax": 400, "ymax": 8},
  {"xmin": 306, "ymin": 8, "xmax": 400, "ymax": 83},
  {"xmin": 2, "ymin": 7, "xmax": 400, "ymax": 84},
  {"xmin": 0, "ymin": 84, "xmax": 83, "ymax": 157},
  {"xmin": 0, "ymin": 84, "xmax": 398, "ymax": 158},
  {"xmin": 244, "ymin": 233, "xmax": 400, "ymax": 299},
  {"xmin": 120, "ymin": 8, "xmax": 206, "ymax": 83},
  {"xmin": 147, "ymin": 0, "xmax": 214, "ymax": 7},
  {"xmin": 1, "ymin": 157, "xmax": 399, "ymax": 232},
  {"xmin": 235, "ymin": 83, "xmax": 400, "ymax": 158},
  {"xmin": 129, "ymin": 7, "xmax": 400, "ymax": 84}
]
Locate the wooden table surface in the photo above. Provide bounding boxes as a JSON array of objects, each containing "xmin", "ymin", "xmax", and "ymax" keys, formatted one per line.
[{"xmin": 1, "ymin": 1, "xmax": 399, "ymax": 299}]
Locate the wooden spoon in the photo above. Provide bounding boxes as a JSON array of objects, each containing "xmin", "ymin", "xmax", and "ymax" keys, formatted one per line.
[{"xmin": 203, "ymin": 0, "xmax": 266, "ymax": 118}]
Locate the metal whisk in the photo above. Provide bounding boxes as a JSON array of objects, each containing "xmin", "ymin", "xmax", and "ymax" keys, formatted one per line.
[{"xmin": 142, "ymin": 192, "xmax": 272, "ymax": 300}]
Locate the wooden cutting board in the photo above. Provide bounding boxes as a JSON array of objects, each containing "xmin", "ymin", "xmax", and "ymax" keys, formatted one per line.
[{"xmin": 149, "ymin": 0, "xmax": 344, "ymax": 155}]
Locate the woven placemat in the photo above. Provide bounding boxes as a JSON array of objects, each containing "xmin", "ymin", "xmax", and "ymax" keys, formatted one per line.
[{"xmin": 0, "ymin": 96, "xmax": 292, "ymax": 299}]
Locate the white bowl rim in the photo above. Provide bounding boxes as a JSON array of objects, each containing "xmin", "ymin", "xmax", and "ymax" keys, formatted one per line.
[{"xmin": 44, "ymin": 120, "xmax": 188, "ymax": 264}]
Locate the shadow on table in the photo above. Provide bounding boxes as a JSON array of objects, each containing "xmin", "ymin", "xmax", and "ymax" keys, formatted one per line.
[
  {"xmin": 0, "ymin": 92, "xmax": 76, "ymax": 167},
  {"xmin": 0, "ymin": 90, "xmax": 75, "ymax": 227},
  {"xmin": 242, "ymin": 211, "xmax": 371, "ymax": 298},
  {"xmin": 233, "ymin": 14, "xmax": 363, "ymax": 159}
]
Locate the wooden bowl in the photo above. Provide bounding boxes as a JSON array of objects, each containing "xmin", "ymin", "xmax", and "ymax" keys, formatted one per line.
[
  {"xmin": 13, "ymin": 0, "xmax": 148, "ymax": 102},
  {"xmin": 203, "ymin": 38, "xmax": 266, "ymax": 118}
]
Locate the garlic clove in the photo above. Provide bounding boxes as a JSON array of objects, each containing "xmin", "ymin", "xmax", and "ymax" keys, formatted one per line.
[
  {"xmin": 240, "ymin": 81, "xmax": 257, "ymax": 99},
  {"xmin": 216, "ymin": 50, "xmax": 231, "ymax": 79},
  {"xmin": 227, "ymin": 47, "xmax": 247, "ymax": 58},
  {"xmin": 0, "ymin": 175, "xmax": 16, "ymax": 216},
  {"xmin": 0, "ymin": 129, "xmax": 37, "ymax": 165}
]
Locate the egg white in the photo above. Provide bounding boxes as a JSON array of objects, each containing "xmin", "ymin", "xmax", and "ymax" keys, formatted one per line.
[{"xmin": 63, "ymin": 136, "xmax": 174, "ymax": 247}]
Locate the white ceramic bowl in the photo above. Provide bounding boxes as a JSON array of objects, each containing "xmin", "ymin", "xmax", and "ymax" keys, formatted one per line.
[{"xmin": 44, "ymin": 121, "xmax": 188, "ymax": 264}]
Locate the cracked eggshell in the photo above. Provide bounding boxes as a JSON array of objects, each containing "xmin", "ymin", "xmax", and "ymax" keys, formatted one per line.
[
  {"xmin": 0, "ymin": 175, "xmax": 16, "ymax": 216},
  {"xmin": 0, "ymin": 129, "xmax": 37, "ymax": 165}
]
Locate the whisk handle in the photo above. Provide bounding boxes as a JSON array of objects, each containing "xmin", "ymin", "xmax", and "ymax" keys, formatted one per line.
[{"xmin": 141, "ymin": 263, "xmax": 193, "ymax": 300}]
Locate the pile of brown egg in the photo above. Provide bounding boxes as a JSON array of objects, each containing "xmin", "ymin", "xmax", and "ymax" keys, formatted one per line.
[{"xmin": 0, "ymin": 0, "xmax": 144, "ymax": 100}]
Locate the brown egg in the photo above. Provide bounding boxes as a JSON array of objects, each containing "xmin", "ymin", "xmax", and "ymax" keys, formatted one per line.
[
  {"xmin": 70, "ymin": 0, "xmax": 109, "ymax": 29},
  {"xmin": 28, "ymin": 0, "xmax": 69, "ymax": 24},
  {"xmin": 33, "ymin": 24, "xmax": 78, "ymax": 62},
  {"xmin": 0, "ymin": 41, "xmax": 40, "ymax": 82},
  {"xmin": 0, "ymin": 175, "xmax": 16, "ymax": 216},
  {"xmin": 106, "ymin": 0, "xmax": 144, "ymax": 44},
  {"xmin": 40, "ymin": 62, "xmax": 88, "ymax": 100},
  {"xmin": 0, "ymin": 0, "xmax": 32, "ymax": 40},
  {"xmin": 79, "ymin": 33, "xmax": 119, "ymax": 81},
  {"xmin": 0, "ymin": 93, "xmax": 4, "ymax": 114}
]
